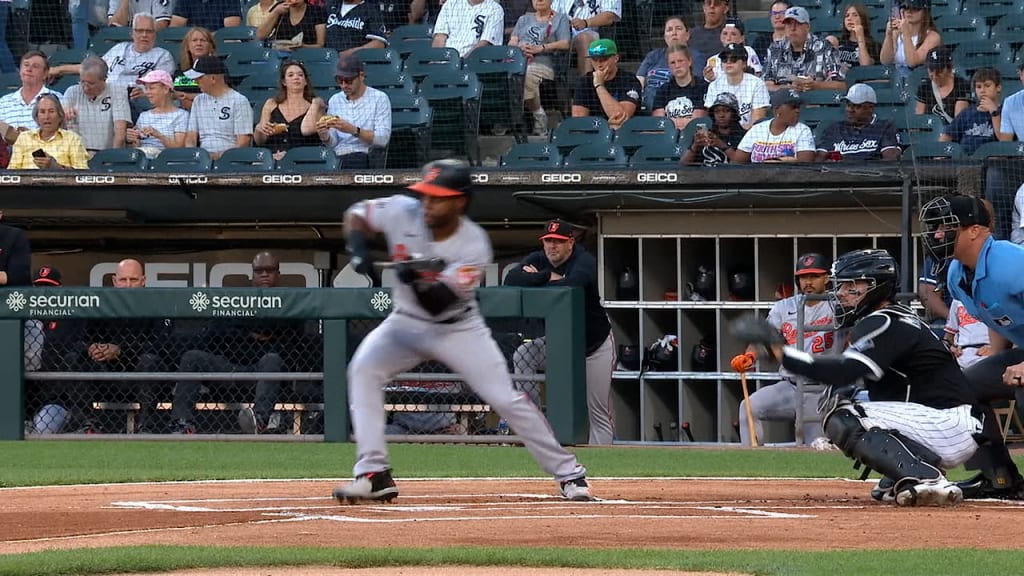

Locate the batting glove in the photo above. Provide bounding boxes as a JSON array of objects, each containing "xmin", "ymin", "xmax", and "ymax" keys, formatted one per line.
[{"xmin": 730, "ymin": 352, "xmax": 756, "ymax": 373}]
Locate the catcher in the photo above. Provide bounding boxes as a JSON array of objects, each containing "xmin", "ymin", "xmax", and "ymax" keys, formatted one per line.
[{"xmin": 732, "ymin": 248, "xmax": 983, "ymax": 506}]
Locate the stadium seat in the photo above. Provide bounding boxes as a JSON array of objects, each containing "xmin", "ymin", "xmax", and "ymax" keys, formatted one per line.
[
  {"xmin": 392, "ymin": 23, "xmax": 433, "ymax": 40},
  {"xmin": 937, "ymin": 15, "xmax": 990, "ymax": 40},
  {"xmin": 212, "ymin": 147, "xmax": 276, "ymax": 172},
  {"xmin": 390, "ymin": 36, "xmax": 433, "ymax": 58},
  {"xmin": 388, "ymin": 93, "xmax": 433, "ymax": 169},
  {"xmin": 237, "ymin": 70, "xmax": 281, "ymax": 100},
  {"xmin": 157, "ymin": 27, "xmax": 192, "ymax": 45},
  {"xmin": 744, "ymin": 16, "xmax": 773, "ymax": 35},
  {"xmin": 940, "ymin": 30, "xmax": 990, "ymax": 51},
  {"xmin": 291, "ymin": 47, "xmax": 340, "ymax": 64},
  {"xmin": 88, "ymin": 148, "xmax": 149, "ymax": 172},
  {"xmin": 845, "ymin": 65, "xmax": 895, "ymax": 89},
  {"xmin": 797, "ymin": 106, "xmax": 844, "ymax": 131},
  {"xmin": 991, "ymin": 14, "xmax": 1024, "ymax": 52},
  {"xmin": 612, "ymin": 116, "xmax": 678, "ymax": 157},
  {"xmin": 419, "ymin": 70, "xmax": 482, "ymax": 164},
  {"xmin": 365, "ymin": 69, "xmax": 416, "ymax": 94},
  {"xmin": 224, "ymin": 44, "xmax": 280, "ymax": 80},
  {"xmin": 906, "ymin": 141, "xmax": 965, "ymax": 160},
  {"xmin": 628, "ymin": 141, "xmax": 685, "ymax": 168},
  {"xmin": 963, "ymin": 0, "xmax": 1020, "ymax": 19},
  {"xmin": 996, "ymin": 61, "xmax": 1024, "ymax": 80},
  {"xmin": 214, "ymin": 26, "xmax": 258, "ymax": 45},
  {"xmin": 894, "ymin": 114, "xmax": 942, "ymax": 146},
  {"xmin": 303, "ymin": 62, "xmax": 339, "ymax": 90},
  {"xmin": 564, "ymin": 142, "xmax": 627, "ymax": 168},
  {"xmin": 277, "ymin": 146, "xmax": 340, "ymax": 171},
  {"xmin": 500, "ymin": 142, "xmax": 562, "ymax": 168},
  {"xmin": 150, "ymin": 148, "xmax": 213, "ymax": 172},
  {"xmin": 358, "ymin": 48, "xmax": 403, "ymax": 76},
  {"xmin": 549, "ymin": 116, "xmax": 612, "ymax": 156},
  {"xmin": 0, "ymin": 72, "xmax": 19, "ymax": 93},
  {"xmin": 929, "ymin": 1, "xmax": 963, "ymax": 22},
  {"xmin": 52, "ymin": 74, "xmax": 80, "ymax": 94},
  {"xmin": 89, "ymin": 27, "xmax": 132, "ymax": 53},
  {"xmin": 812, "ymin": 16, "xmax": 843, "ymax": 38},
  {"xmin": 800, "ymin": 89, "xmax": 844, "ymax": 107},
  {"xmin": 677, "ymin": 117, "xmax": 713, "ymax": 151},
  {"xmin": 404, "ymin": 47, "xmax": 462, "ymax": 82},
  {"xmin": 464, "ymin": 45, "xmax": 527, "ymax": 143},
  {"xmin": 47, "ymin": 49, "xmax": 88, "ymax": 68},
  {"xmin": 970, "ymin": 141, "xmax": 1024, "ymax": 160}
]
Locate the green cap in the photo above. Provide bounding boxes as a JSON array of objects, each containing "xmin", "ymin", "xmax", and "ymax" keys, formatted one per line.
[{"xmin": 588, "ymin": 39, "xmax": 618, "ymax": 58}]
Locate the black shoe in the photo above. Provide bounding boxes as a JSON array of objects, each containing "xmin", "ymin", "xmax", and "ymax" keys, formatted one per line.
[
  {"xmin": 333, "ymin": 469, "xmax": 399, "ymax": 503},
  {"xmin": 957, "ymin": 473, "xmax": 1024, "ymax": 500}
]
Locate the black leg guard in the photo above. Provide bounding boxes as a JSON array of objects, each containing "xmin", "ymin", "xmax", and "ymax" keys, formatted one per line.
[
  {"xmin": 825, "ymin": 407, "xmax": 943, "ymax": 485},
  {"xmin": 958, "ymin": 426, "xmax": 1024, "ymax": 499}
]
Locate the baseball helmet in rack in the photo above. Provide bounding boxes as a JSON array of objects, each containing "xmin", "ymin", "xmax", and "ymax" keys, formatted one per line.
[{"xmin": 727, "ymin": 267, "xmax": 755, "ymax": 300}]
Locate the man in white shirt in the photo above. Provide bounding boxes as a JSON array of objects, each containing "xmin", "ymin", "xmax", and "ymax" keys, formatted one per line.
[
  {"xmin": 552, "ymin": 0, "xmax": 621, "ymax": 74},
  {"xmin": 0, "ymin": 51, "xmax": 63, "ymax": 147},
  {"xmin": 431, "ymin": 0, "xmax": 504, "ymax": 57},
  {"xmin": 184, "ymin": 56, "xmax": 253, "ymax": 159},
  {"xmin": 62, "ymin": 56, "xmax": 131, "ymax": 155}
]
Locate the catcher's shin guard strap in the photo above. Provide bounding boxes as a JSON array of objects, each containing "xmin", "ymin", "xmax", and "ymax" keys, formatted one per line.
[{"xmin": 824, "ymin": 408, "xmax": 943, "ymax": 483}]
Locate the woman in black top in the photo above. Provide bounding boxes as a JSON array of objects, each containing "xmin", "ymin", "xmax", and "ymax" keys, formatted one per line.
[
  {"xmin": 254, "ymin": 61, "xmax": 324, "ymax": 160},
  {"xmin": 826, "ymin": 3, "xmax": 878, "ymax": 70},
  {"xmin": 256, "ymin": 0, "xmax": 327, "ymax": 50}
]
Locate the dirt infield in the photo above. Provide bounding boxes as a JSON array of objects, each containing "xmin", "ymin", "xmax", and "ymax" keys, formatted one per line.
[{"xmin": 4, "ymin": 477, "xmax": 1024, "ymax": 559}]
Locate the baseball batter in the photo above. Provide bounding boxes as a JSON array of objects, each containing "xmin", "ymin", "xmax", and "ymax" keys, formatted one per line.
[
  {"xmin": 734, "ymin": 249, "xmax": 982, "ymax": 506},
  {"xmin": 731, "ymin": 253, "xmax": 835, "ymax": 446},
  {"xmin": 333, "ymin": 159, "xmax": 595, "ymax": 504}
]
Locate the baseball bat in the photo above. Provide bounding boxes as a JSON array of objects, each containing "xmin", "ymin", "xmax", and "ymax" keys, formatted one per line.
[
  {"xmin": 740, "ymin": 372, "xmax": 758, "ymax": 447},
  {"xmin": 374, "ymin": 257, "xmax": 446, "ymax": 272},
  {"xmin": 682, "ymin": 421, "xmax": 695, "ymax": 442}
]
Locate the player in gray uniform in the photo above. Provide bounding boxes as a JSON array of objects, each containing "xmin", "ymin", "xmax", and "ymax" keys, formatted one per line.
[
  {"xmin": 333, "ymin": 159, "xmax": 595, "ymax": 504},
  {"xmin": 733, "ymin": 253, "xmax": 836, "ymax": 446}
]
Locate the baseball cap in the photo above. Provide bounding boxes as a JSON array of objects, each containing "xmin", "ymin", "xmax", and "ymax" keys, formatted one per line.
[
  {"xmin": 723, "ymin": 17, "xmax": 745, "ymax": 35},
  {"xmin": 32, "ymin": 265, "xmax": 62, "ymax": 286},
  {"xmin": 782, "ymin": 6, "xmax": 810, "ymax": 24},
  {"xmin": 926, "ymin": 46, "xmax": 953, "ymax": 70},
  {"xmin": 335, "ymin": 53, "xmax": 364, "ymax": 78},
  {"xmin": 770, "ymin": 87, "xmax": 803, "ymax": 108},
  {"xmin": 843, "ymin": 83, "xmax": 877, "ymax": 104},
  {"xmin": 588, "ymin": 39, "xmax": 618, "ymax": 58},
  {"xmin": 136, "ymin": 69, "xmax": 174, "ymax": 89},
  {"xmin": 719, "ymin": 43, "xmax": 747, "ymax": 60},
  {"xmin": 900, "ymin": 0, "xmax": 930, "ymax": 8},
  {"xmin": 184, "ymin": 55, "xmax": 227, "ymax": 79},
  {"xmin": 540, "ymin": 219, "xmax": 575, "ymax": 241},
  {"xmin": 794, "ymin": 253, "xmax": 830, "ymax": 276},
  {"xmin": 407, "ymin": 159, "xmax": 473, "ymax": 197},
  {"xmin": 947, "ymin": 195, "xmax": 991, "ymax": 228},
  {"xmin": 708, "ymin": 92, "xmax": 740, "ymax": 114}
]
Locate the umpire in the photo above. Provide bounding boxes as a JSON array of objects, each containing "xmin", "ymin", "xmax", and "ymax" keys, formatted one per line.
[{"xmin": 505, "ymin": 219, "xmax": 616, "ymax": 444}]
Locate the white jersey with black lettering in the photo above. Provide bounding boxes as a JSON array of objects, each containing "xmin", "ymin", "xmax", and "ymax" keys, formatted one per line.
[{"xmin": 767, "ymin": 296, "xmax": 836, "ymax": 382}]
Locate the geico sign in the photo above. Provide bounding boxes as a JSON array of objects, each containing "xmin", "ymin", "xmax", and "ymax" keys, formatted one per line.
[
  {"xmin": 0, "ymin": 175, "xmax": 21, "ymax": 184},
  {"xmin": 470, "ymin": 173, "xmax": 488, "ymax": 183},
  {"xmin": 353, "ymin": 174, "xmax": 394, "ymax": 184},
  {"xmin": 261, "ymin": 174, "xmax": 303, "ymax": 184},
  {"xmin": 168, "ymin": 174, "xmax": 208, "ymax": 184},
  {"xmin": 75, "ymin": 175, "xmax": 116, "ymax": 184},
  {"xmin": 636, "ymin": 172, "xmax": 678, "ymax": 183},
  {"xmin": 541, "ymin": 173, "xmax": 582, "ymax": 183}
]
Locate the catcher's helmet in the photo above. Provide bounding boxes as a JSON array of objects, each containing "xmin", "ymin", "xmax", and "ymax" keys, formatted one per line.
[
  {"xmin": 407, "ymin": 159, "xmax": 473, "ymax": 197},
  {"xmin": 919, "ymin": 195, "xmax": 991, "ymax": 262},
  {"xmin": 830, "ymin": 249, "xmax": 899, "ymax": 327}
]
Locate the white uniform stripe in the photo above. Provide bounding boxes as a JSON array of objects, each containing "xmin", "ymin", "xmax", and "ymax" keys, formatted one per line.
[{"xmin": 858, "ymin": 402, "xmax": 980, "ymax": 468}]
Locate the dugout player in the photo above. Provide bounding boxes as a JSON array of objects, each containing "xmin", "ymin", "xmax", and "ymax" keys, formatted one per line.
[
  {"xmin": 731, "ymin": 253, "xmax": 835, "ymax": 446},
  {"xmin": 334, "ymin": 159, "xmax": 595, "ymax": 504},
  {"xmin": 736, "ymin": 249, "xmax": 982, "ymax": 506},
  {"xmin": 505, "ymin": 219, "xmax": 615, "ymax": 445},
  {"xmin": 921, "ymin": 195, "xmax": 1024, "ymax": 499}
]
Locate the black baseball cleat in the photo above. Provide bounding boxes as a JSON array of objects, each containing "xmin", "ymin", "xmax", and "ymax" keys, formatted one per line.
[
  {"xmin": 333, "ymin": 469, "xmax": 399, "ymax": 504},
  {"xmin": 870, "ymin": 477, "xmax": 896, "ymax": 502},
  {"xmin": 957, "ymin": 473, "xmax": 1024, "ymax": 500}
]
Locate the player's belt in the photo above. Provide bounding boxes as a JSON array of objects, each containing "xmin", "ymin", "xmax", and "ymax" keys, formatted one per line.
[
  {"xmin": 396, "ymin": 307, "xmax": 472, "ymax": 325},
  {"xmin": 960, "ymin": 344, "xmax": 987, "ymax": 349}
]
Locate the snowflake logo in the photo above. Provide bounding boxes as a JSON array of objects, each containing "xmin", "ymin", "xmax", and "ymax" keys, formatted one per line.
[
  {"xmin": 370, "ymin": 290, "xmax": 392, "ymax": 312},
  {"xmin": 6, "ymin": 291, "xmax": 27, "ymax": 312},
  {"xmin": 190, "ymin": 291, "xmax": 210, "ymax": 312}
]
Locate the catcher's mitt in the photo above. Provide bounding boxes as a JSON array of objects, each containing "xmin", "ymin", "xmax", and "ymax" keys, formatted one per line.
[{"xmin": 728, "ymin": 315, "xmax": 784, "ymax": 359}]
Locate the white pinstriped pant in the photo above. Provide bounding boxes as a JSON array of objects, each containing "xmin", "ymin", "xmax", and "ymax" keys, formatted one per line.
[{"xmin": 857, "ymin": 402, "xmax": 982, "ymax": 468}]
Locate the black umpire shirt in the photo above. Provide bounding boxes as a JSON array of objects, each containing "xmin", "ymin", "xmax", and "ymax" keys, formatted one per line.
[
  {"xmin": 505, "ymin": 245, "xmax": 611, "ymax": 355},
  {"xmin": 0, "ymin": 223, "xmax": 31, "ymax": 286}
]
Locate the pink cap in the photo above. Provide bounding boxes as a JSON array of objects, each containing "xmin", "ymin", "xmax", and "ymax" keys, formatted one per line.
[{"xmin": 135, "ymin": 69, "xmax": 174, "ymax": 89}]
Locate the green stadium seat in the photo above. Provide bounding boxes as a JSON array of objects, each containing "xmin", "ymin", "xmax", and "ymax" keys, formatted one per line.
[
  {"xmin": 214, "ymin": 26, "xmax": 258, "ymax": 45},
  {"xmin": 845, "ymin": 65, "xmax": 896, "ymax": 89},
  {"xmin": 564, "ymin": 142, "xmax": 627, "ymax": 168},
  {"xmin": 291, "ymin": 47, "xmax": 340, "ymax": 64},
  {"xmin": 970, "ymin": 141, "xmax": 1024, "ymax": 160},
  {"xmin": 157, "ymin": 27, "xmax": 192, "ymax": 46},
  {"xmin": 89, "ymin": 27, "xmax": 132, "ymax": 53},
  {"xmin": 963, "ymin": 0, "xmax": 1020, "ymax": 19},
  {"xmin": 500, "ymin": 142, "xmax": 562, "ymax": 168},
  {"xmin": 388, "ymin": 93, "xmax": 433, "ymax": 169},
  {"xmin": 150, "ymin": 148, "xmax": 213, "ymax": 172},
  {"xmin": 612, "ymin": 116, "xmax": 678, "ymax": 157},
  {"xmin": 907, "ymin": 141, "xmax": 966, "ymax": 160},
  {"xmin": 404, "ymin": 47, "xmax": 462, "ymax": 82},
  {"xmin": 894, "ymin": 114, "xmax": 942, "ymax": 146},
  {"xmin": 47, "ymin": 49, "xmax": 88, "ymax": 68},
  {"xmin": 800, "ymin": 89, "xmax": 844, "ymax": 107},
  {"xmin": 52, "ymin": 74, "xmax": 80, "ymax": 94},
  {"xmin": 277, "ymin": 146, "xmax": 340, "ymax": 171},
  {"xmin": 992, "ymin": 14, "xmax": 1024, "ymax": 51},
  {"xmin": 392, "ymin": 23, "xmax": 433, "ymax": 40},
  {"xmin": 358, "ymin": 48, "xmax": 403, "ymax": 77},
  {"xmin": 303, "ymin": 62, "xmax": 339, "ymax": 91},
  {"xmin": 237, "ymin": 70, "xmax": 281, "ymax": 100},
  {"xmin": 88, "ymin": 148, "xmax": 149, "ymax": 172},
  {"xmin": 796, "ymin": 106, "xmax": 844, "ymax": 130},
  {"xmin": 464, "ymin": 45, "xmax": 527, "ymax": 143},
  {"xmin": 677, "ymin": 117, "xmax": 713, "ymax": 151},
  {"xmin": 212, "ymin": 147, "xmax": 276, "ymax": 172},
  {"xmin": 224, "ymin": 45, "xmax": 280, "ymax": 81},
  {"xmin": 549, "ymin": 116, "xmax": 612, "ymax": 156},
  {"xmin": 390, "ymin": 36, "xmax": 433, "ymax": 58},
  {"xmin": 419, "ymin": 69, "xmax": 482, "ymax": 164},
  {"xmin": 628, "ymin": 141, "xmax": 685, "ymax": 168},
  {"xmin": 365, "ymin": 69, "xmax": 415, "ymax": 94}
]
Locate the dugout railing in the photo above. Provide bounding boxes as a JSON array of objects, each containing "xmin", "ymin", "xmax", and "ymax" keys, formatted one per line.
[{"xmin": 0, "ymin": 287, "xmax": 587, "ymax": 443}]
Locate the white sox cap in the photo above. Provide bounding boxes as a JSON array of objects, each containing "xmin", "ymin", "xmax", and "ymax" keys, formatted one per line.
[{"xmin": 843, "ymin": 83, "xmax": 877, "ymax": 104}]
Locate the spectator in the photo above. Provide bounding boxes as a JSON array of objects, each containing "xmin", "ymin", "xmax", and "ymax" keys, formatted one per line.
[
  {"xmin": 762, "ymin": 6, "xmax": 845, "ymax": 92},
  {"xmin": 170, "ymin": 0, "xmax": 242, "ymax": 31},
  {"xmin": 939, "ymin": 68, "xmax": 1001, "ymax": 156},
  {"xmin": 826, "ymin": 3, "xmax": 879, "ymax": 70},
  {"xmin": 879, "ymin": 0, "xmax": 940, "ymax": 80},
  {"xmin": 550, "ymin": 0, "xmax": 619, "ymax": 75},
  {"xmin": 110, "ymin": 0, "xmax": 173, "ymax": 30},
  {"xmin": 247, "ymin": 0, "xmax": 278, "ymax": 29},
  {"xmin": 752, "ymin": 0, "xmax": 789, "ymax": 63},
  {"xmin": 9, "ymin": 95, "xmax": 90, "ymax": 169},
  {"xmin": 703, "ymin": 43, "xmax": 769, "ymax": 130},
  {"xmin": 918, "ymin": 255, "xmax": 951, "ymax": 328},
  {"xmin": 689, "ymin": 0, "xmax": 730, "ymax": 73},
  {"xmin": 303, "ymin": 54, "xmax": 391, "ymax": 169},
  {"xmin": 945, "ymin": 299, "xmax": 992, "ymax": 370},
  {"xmin": 0, "ymin": 213, "xmax": 30, "ymax": 287},
  {"xmin": 570, "ymin": 39, "xmax": 640, "ymax": 130},
  {"xmin": 1012, "ymin": 183, "xmax": 1024, "ymax": 244},
  {"xmin": 915, "ymin": 46, "xmax": 969, "ymax": 125},
  {"xmin": 170, "ymin": 251, "xmax": 311, "ymax": 435},
  {"xmin": 184, "ymin": 56, "xmax": 254, "ymax": 160},
  {"xmin": 256, "ymin": 0, "xmax": 327, "ymax": 50},
  {"xmin": 733, "ymin": 88, "xmax": 815, "ymax": 163},
  {"xmin": 998, "ymin": 62, "xmax": 1024, "ymax": 141},
  {"xmin": 0, "ymin": 51, "xmax": 63, "ymax": 148},
  {"xmin": 637, "ymin": 16, "xmax": 702, "ymax": 114},
  {"xmin": 702, "ymin": 17, "xmax": 762, "ymax": 83},
  {"xmin": 815, "ymin": 83, "xmax": 900, "ymax": 162},
  {"xmin": 23, "ymin": 265, "xmax": 59, "ymax": 376},
  {"xmin": 62, "ymin": 56, "xmax": 131, "ymax": 157},
  {"xmin": 431, "ymin": 0, "xmax": 504, "ymax": 57},
  {"xmin": 0, "ymin": 0, "xmax": 16, "ymax": 73},
  {"xmin": 323, "ymin": 0, "xmax": 389, "ymax": 55},
  {"xmin": 504, "ymin": 219, "xmax": 615, "ymax": 445},
  {"xmin": 255, "ymin": 61, "xmax": 324, "ymax": 161},
  {"xmin": 682, "ymin": 92, "xmax": 746, "ymax": 165},
  {"xmin": 128, "ymin": 70, "xmax": 189, "ymax": 158},
  {"xmin": 651, "ymin": 44, "xmax": 708, "ymax": 131},
  {"xmin": 175, "ymin": 27, "xmax": 218, "ymax": 111},
  {"xmin": 508, "ymin": 0, "xmax": 571, "ymax": 137}
]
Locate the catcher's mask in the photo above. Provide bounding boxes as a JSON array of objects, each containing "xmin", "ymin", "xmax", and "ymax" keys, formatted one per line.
[
  {"xmin": 919, "ymin": 195, "xmax": 990, "ymax": 263},
  {"xmin": 829, "ymin": 249, "xmax": 899, "ymax": 328}
]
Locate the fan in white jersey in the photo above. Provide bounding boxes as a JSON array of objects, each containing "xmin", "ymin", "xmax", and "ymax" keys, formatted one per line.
[
  {"xmin": 732, "ymin": 253, "xmax": 835, "ymax": 447},
  {"xmin": 334, "ymin": 159, "xmax": 596, "ymax": 505},
  {"xmin": 944, "ymin": 299, "xmax": 991, "ymax": 369},
  {"xmin": 431, "ymin": 0, "xmax": 505, "ymax": 57},
  {"xmin": 703, "ymin": 43, "xmax": 769, "ymax": 129},
  {"xmin": 552, "ymin": 0, "xmax": 621, "ymax": 74},
  {"xmin": 183, "ymin": 56, "xmax": 254, "ymax": 158}
]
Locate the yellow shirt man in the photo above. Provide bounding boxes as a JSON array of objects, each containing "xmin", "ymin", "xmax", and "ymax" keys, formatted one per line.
[{"xmin": 9, "ymin": 129, "xmax": 90, "ymax": 169}]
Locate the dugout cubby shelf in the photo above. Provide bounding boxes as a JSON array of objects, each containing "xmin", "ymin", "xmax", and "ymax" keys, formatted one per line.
[{"xmin": 596, "ymin": 209, "xmax": 910, "ymax": 444}]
